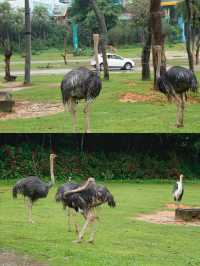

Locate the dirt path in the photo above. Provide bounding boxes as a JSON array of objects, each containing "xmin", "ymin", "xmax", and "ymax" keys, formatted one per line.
[
  {"xmin": 0, "ymin": 251, "xmax": 48, "ymax": 266},
  {"xmin": 0, "ymin": 101, "xmax": 63, "ymax": 120}
]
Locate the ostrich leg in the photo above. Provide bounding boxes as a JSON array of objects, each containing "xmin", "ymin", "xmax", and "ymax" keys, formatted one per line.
[
  {"xmin": 74, "ymin": 211, "xmax": 94, "ymax": 243},
  {"xmin": 83, "ymin": 102, "xmax": 91, "ymax": 133},
  {"xmin": 66, "ymin": 208, "xmax": 80, "ymax": 234},
  {"xmin": 66, "ymin": 208, "xmax": 72, "ymax": 232},
  {"xmin": 27, "ymin": 198, "xmax": 33, "ymax": 223},
  {"xmin": 66, "ymin": 98, "xmax": 77, "ymax": 133},
  {"xmin": 175, "ymin": 94, "xmax": 185, "ymax": 128}
]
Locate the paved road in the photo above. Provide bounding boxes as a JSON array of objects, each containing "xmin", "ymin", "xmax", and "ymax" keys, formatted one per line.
[{"xmin": 1, "ymin": 64, "xmax": 199, "ymax": 77}]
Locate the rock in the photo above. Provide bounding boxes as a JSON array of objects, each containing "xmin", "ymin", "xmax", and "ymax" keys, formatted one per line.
[{"xmin": 175, "ymin": 208, "xmax": 200, "ymax": 221}]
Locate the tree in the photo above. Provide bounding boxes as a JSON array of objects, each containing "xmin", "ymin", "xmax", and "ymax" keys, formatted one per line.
[
  {"xmin": 24, "ymin": 0, "xmax": 31, "ymax": 84},
  {"xmin": 0, "ymin": 2, "xmax": 23, "ymax": 81},
  {"xmin": 127, "ymin": 0, "xmax": 151, "ymax": 80},
  {"xmin": 177, "ymin": 0, "xmax": 200, "ymax": 68},
  {"xmin": 69, "ymin": 0, "xmax": 121, "ymax": 80},
  {"xmin": 150, "ymin": 0, "xmax": 166, "ymax": 88}
]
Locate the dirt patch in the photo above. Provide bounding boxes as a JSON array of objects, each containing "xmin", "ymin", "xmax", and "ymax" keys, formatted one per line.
[
  {"xmin": 0, "ymin": 82, "xmax": 31, "ymax": 93},
  {"xmin": 136, "ymin": 210, "xmax": 200, "ymax": 226},
  {"xmin": 0, "ymin": 251, "xmax": 48, "ymax": 266},
  {"xmin": 0, "ymin": 101, "xmax": 63, "ymax": 120},
  {"xmin": 165, "ymin": 203, "xmax": 192, "ymax": 209},
  {"xmin": 119, "ymin": 92, "xmax": 162, "ymax": 103},
  {"xmin": 119, "ymin": 92, "xmax": 200, "ymax": 104}
]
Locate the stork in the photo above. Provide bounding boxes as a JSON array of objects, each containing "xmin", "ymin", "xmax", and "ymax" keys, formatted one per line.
[{"xmin": 172, "ymin": 174, "xmax": 184, "ymax": 208}]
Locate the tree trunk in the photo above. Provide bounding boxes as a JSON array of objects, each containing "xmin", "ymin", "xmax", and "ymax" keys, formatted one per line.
[
  {"xmin": 141, "ymin": 22, "xmax": 152, "ymax": 81},
  {"xmin": 24, "ymin": 0, "xmax": 31, "ymax": 84},
  {"xmin": 185, "ymin": 0, "xmax": 194, "ymax": 72},
  {"xmin": 90, "ymin": 0, "xmax": 109, "ymax": 80},
  {"xmin": 195, "ymin": 42, "xmax": 200, "ymax": 65},
  {"xmin": 62, "ymin": 31, "xmax": 67, "ymax": 65},
  {"xmin": 4, "ymin": 48, "xmax": 12, "ymax": 82},
  {"xmin": 150, "ymin": 0, "xmax": 166, "ymax": 89}
]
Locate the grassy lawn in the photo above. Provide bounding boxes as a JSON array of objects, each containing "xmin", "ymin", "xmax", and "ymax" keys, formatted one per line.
[
  {"xmin": 0, "ymin": 44, "xmax": 187, "ymax": 63},
  {"xmin": 0, "ymin": 181, "xmax": 200, "ymax": 266},
  {"xmin": 0, "ymin": 72, "xmax": 199, "ymax": 133}
]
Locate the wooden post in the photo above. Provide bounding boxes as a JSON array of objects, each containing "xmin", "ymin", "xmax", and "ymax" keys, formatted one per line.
[{"xmin": 93, "ymin": 34, "xmax": 100, "ymax": 75}]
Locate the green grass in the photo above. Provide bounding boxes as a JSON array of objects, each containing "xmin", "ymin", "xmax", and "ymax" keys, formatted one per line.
[
  {"xmin": 0, "ymin": 181, "xmax": 200, "ymax": 266},
  {"xmin": 0, "ymin": 44, "xmax": 186, "ymax": 63},
  {"xmin": 0, "ymin": 72, "xmax": 199, "ymax": 133}
]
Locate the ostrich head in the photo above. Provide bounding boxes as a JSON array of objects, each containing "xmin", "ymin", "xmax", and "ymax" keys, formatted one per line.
[
  {"xmin": 64, "ymin": 177, "xmax": 96, "ymax": 196},
  {"xmin": 50, "ymin": 153, "xmax": 57, "ymax": 185}
]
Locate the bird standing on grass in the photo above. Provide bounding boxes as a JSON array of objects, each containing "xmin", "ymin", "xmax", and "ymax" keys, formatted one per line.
[
  {"xmin": 12, "ymin": 153, "xmax": 57, "ymax": 223},
  {"xmin": 172, "ymin": 174, "xmax": 184, "ymax": 208},
  {"xmin": 55, "ymin": 177, "xmax": 80, "ymax": 233},
  {"xmin": 157, "ymin": 66, "xmax": 198, "ymax": 127},
  {"xmin": 61, "ymin": 67, "xmax": 102, "ymax": 133},
  {"xmin": 60, "ymin": 177, "xmax": 116, "ymax": 243}
]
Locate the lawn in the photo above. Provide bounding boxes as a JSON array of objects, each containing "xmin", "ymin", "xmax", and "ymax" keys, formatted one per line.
[
  {"xmin": 0, "ymin": 72, "xmax": 199, "ymax": 133},
  {"xmin": 0, "ymin": 181, "xmax": 200, "ymax": 266}
]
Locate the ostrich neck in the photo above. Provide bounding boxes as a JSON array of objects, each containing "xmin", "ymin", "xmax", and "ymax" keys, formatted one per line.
[{"xmin": 50, "ymin": 158, "xmax": 55, "ymax": 185}]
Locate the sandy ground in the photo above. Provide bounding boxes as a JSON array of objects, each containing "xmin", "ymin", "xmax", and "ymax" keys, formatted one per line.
[
  {"xmin": 0, "ymin": 101, "xmax": 63, "ymax": 120},
  {"xmin": 0, "ymin": 251, "xmax": 48, "ymax": 266},
  {"xmin": 120, "ymin": 92, "xmax": 200, "ymax": 104},
  {"xmin": 135, "ymin": 203, "xmax": 200, "ymax": 226}
]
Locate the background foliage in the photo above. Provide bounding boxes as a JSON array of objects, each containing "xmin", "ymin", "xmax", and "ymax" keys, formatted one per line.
[{"xmin": 0, "ymin": 134, "xmax": 200, "ymax": 181}]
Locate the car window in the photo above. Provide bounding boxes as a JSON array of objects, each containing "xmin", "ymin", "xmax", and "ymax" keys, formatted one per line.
[{"xmin": 113, "ymin": 55, "xmax": 123, "ymax": 60}]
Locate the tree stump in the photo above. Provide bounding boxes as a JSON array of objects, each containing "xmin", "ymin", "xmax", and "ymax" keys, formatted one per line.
[
  {"xmin": 0, "ymin": 92, "xmax": 15, "ymax": 112},
  {"xmin": 175, "ymin": 208, "xmax": 200, "ymax": 221}
]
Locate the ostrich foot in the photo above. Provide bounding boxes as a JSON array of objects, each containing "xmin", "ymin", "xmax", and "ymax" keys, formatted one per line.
[
  {"xmin": 29, "ymin": 220, "xmax": 34, "ymax": 224},
  {"xmin": 72, "ymin": 239, "xmax": 83, "ymax": 244},
  {"xmin": 176, "ymin": 124, "xmax": 184, "ymax": 128},
  {"xmin": 87, "ymin": 239, "xmax": 95, "ymax": 244},
  {"xmin": 85, "ymin": 129, "xmax": 91, "ymax": 133}
]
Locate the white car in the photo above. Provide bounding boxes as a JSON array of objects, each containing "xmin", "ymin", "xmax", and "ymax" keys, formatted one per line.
[{"xmin": 90, "ymin": 53, "xmax": 135, "ymax": 71}]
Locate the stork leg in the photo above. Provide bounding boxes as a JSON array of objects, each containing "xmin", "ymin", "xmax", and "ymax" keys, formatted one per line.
[
  {"xmin": 27, "ymin": 198, "xmax": 34, "ymax": 223},
  {"xmin": 66, "ymin": 98, "xmax": 77, "ymax": 133},
  {"xmin": 83, "ymin": 102, "xmax": 91, "ymax": 133},
  {"xmin": 175, "ymin": 94, "xmax": 184, "ymax": 128}
]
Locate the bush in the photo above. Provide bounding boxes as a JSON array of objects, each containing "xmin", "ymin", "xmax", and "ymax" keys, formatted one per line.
[{"xmin": 0, "ymin": 144, "xmax": 199, "ymax": 181}]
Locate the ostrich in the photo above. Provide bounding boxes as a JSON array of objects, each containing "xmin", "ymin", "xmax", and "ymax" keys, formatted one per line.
[
  {"xmin": 12, "ymin": 153, "xmax": 57, "ymax": 223},
  {"xmin": 157, "ymin": 66, "xmax": 198, "ymax": 127},
  {"xmin": 172, "ymin": 174, "xmax": 184, "ymax": 208},
  {"xmin": 61, "ymin": 67, "xmax": 102, "ymax": 133},
  {"xmin": 62, "ymin": 177, "xmax": 116, "ymax": 243},
  {"xmin": 55, "ymin": 177, "xmax": 80, "ymax": 232}
]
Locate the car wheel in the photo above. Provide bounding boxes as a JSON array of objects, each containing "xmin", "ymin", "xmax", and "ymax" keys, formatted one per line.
[{"xmin": 124, "ymin": 63, "xmax": 132, "ymax": 70}]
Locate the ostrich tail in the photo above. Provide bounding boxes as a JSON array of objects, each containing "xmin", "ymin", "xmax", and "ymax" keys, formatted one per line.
[
  {"xmin": 12, "ymin": 186, "xmax": 18, "ymax": 198},
  {"xmin": 190, "ymin": 74, "xmax": 198, "ymax": 93},
  {"xmin": 60, "ymin": 81, "xmax": 67, "ymax": 105},
  {"xmin": 107, "ymin": 193, "xmax": 116, "ymax": 208}
]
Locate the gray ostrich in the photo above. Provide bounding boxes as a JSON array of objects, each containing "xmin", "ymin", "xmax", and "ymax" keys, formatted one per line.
[
  {"xmin": 12, "ymin": 154, "xmax": 57, "ymax": 223},
  {"xmin": 61, "ymin": 177, "xmax": 116, "ymax": 243},
  {"xmin": 157, "ymin": 66, "xmax": 198, "ymax": 127},
  {"xmin": 55, "ymin": 177, "xmax": 80, "ymax": 232},
  {"xmin": 61, "ymin": 67, "xmax": 102, "ymax": 133}
]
